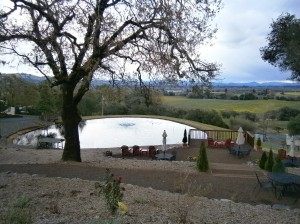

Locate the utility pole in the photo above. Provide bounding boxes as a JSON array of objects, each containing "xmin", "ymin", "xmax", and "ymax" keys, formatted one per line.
[{"xmin": 101, "ymin": 95, "xmax": 104, "ymax": 116}]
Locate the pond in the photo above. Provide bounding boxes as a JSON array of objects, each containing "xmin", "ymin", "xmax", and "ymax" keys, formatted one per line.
[{"xmin": 13, "ymin": 117, "xmax": 200, "ymax": 148}]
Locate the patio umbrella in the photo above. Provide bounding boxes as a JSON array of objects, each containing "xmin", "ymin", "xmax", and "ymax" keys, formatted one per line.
[
  {"xmin": 236, "ymin": 127, "xmax": 245, "ymax": 146},
  {"xmin": 162, "ymin": 130, "xmax": 167, "ymax": 152},
  {"xmin": 289, "ymin": 135, "xmax": 295, "ymax": 157}
]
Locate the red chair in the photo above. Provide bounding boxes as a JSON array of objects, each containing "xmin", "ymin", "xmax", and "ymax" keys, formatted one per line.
[
  {"xmin": 278, "ymin": 149, "xmax": 287, "ymax": 159},
  {"xmin": 121, "ymin": 145, "xmax": 131, "ymax": 157},
  {"xmin": 132, "ymin": 145, "xmax": 140, "ymax": 156},
  {"xmin": 224, "ymin": 139, "xmax": 232, "ymax": 148},
  {"xmin": 149, "ymin": 146, "xmax": 156, "ymax": 158},
  {"xmin": 207, "ymin": 138, "xmax": 215, "ymax": 148}
]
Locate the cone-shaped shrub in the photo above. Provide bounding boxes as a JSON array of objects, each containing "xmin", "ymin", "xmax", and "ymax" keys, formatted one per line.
[
  {"xmin": 259, "ymin": 151, "xmax": 267, "ymax": 169},
  {"xmin": 197, "ymin": 141, "xmax": 209, "ymax": 172},
  {"xmin": 256, "ymin": 137, "xmax": 262, "ymax": 147},
  {"xmin": 182, "ymin": 129, "xmax": 188, "ymax": 144},
  {"xmin": 264, "ymin": 150, "xmax": 274, "ymax": 172},
  {"xmin": 272, "ymin": 156, "xmax": 285, "ymax": 173}
]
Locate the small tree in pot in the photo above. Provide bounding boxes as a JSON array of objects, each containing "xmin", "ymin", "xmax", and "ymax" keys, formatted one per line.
[
  {"xmin": 259, "ymin": 151, "xmax": 267, "ymax": 170},
  {"xmin": 256, "ymin": 137, "xmax": 262, "ymax": 151},
  {"xmin": 197, "ymin": 142, "xmax": 209, "ymax": 172},
  {"xmin": 182, "ymin": 129, "xmax": 188, "ymax": 147},
  {"xmin": 265, "ymin": 150, "xmax": 274, "ymax": 172}
]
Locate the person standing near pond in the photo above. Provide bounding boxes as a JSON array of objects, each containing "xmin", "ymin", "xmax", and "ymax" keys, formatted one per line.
[{"xmin": 162, "ymin": 130, "xmax": 167, "ymax": 151}]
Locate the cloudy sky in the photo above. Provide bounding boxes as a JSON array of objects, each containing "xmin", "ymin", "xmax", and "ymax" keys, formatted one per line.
[
  {"xmin": 1, "ymin": 0, "xmax": 299, "ymax": 83},
  {"xmin": 202, "ymin": 0, "xmax": 300, "ymax": 83}
]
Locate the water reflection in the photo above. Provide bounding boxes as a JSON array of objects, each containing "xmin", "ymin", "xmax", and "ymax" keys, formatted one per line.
[{"xmin": 14, "ymin": 118, "xmax": 198, "ymax": 148}]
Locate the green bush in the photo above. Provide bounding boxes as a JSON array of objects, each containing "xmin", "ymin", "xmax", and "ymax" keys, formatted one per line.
[
  {"xmin": 264, "ymin": 150, "xmax": 274, "ymax": 172},
  {"xmin": 272, "ymin": 156, "xmax": 285, "ymax": 173},
  {"xmin": 184, "ymin": 109, "xmax": 228, "ymax": 129},
  {"xmin": 197, "ymin": 142, "xmax": 209, "ymax": 172},
  {"xmin": 259, "ymin": 151, "xmax": 267, "ymax": 169},
  {"xmin": 229, "ymin": 117, "xmax": 256, "ymax": 132}
]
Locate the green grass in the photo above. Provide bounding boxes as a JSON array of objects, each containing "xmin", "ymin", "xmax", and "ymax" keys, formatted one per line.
[
  {"xmin": 274, "ymin": 91, "xmax": 300, "ymax": 97},
  {"xmin": 162, "ymin": 96, "xmax": 300, "ymax": 115}
]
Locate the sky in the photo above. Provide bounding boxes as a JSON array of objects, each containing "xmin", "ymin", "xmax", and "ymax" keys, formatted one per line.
[
  {"xmin": 201, "ymin": 0, "xmax": 300, "ymax": 83},
  {"xmin": 1, "ymin": 0, "xmax": 300, "ymax": 83}
]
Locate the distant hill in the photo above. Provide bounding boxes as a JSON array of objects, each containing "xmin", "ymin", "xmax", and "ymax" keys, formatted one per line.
[
  {"xmin": 212, "ymin": 81, "xmax": 300, "ymax": 87},
  {"xmin": 1, "ymin": 73, "xmax": 300, "ymax": 87},
  {"xmin": 0, "ymin": 73, "xmax": 45, "ymax": 83}
]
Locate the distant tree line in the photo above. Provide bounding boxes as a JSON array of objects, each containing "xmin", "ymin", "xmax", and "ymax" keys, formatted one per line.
[
  {"xmin": 264, "ymin": 107, "xmax": 300, "ymax": 121},
  {"xmin": 0, "ymin": 75, "xmax": 228, "ymax": 128},
  {"xmin": 1, "ymin": 75, "xmax": 299, "ymax": 132},
  {"xmin": 172, "ymin": 84, "xmax": 300, "ymax": 101}
]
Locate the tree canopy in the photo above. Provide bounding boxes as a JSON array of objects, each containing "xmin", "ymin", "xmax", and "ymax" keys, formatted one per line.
[
  {"xmin": 0, "ymin": 0, "xmax": 222, "ymax": 161},
  {"xmin": 260, "ymin": 13, "xmax": 300, "ymax": 82},
  {"xmin": 287, "ymin": 114, "xmax": 300, "ymax": 136}
]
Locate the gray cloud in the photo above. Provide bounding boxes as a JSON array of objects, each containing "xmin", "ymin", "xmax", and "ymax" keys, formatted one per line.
[{"xmin": 203, "ymin": 0, "xmax": 300, "ymax": 82}]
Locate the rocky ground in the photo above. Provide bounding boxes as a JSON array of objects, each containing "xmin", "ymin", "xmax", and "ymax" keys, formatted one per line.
[
  {"xmin": 1, "ymin": 117, "xmax": 300, "ymax": 223},
  {"xmin": 1, "ymin": 145, "xmax": 300, "ymax": 224}
]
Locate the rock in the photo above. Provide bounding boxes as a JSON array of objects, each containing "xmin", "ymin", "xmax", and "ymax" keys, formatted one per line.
[{"xmin": 272, "ymin": 204, "xmax": 290, "ymax": 210}]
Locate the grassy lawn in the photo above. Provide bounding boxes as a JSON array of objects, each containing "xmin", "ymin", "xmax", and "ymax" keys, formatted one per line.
[
  {"xmin": 274, "ymin": 91, "xmax": 300, "ymax": 97},
  {"xmin": 162, "ymin": 96, "xmax": 300, "ymax": 115}
]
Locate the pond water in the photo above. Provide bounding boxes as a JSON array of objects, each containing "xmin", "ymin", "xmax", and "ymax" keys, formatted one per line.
[{"xmin": 13, "ymin": 117, "xmax": 198, "ymax": 148}]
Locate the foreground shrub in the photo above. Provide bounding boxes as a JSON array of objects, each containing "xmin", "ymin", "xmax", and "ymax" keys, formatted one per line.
[
  {"xmin": 272, "ymin": 156, "xmax": 285, "ymax": 173},
  {"xmin": 197, "ymin": 142, "xmax": 209, "ymax": 172},
  {"xmin": 1, "ymin": 196, "xmax": 32, "ymax": 224},
  {"xmin": 95, "ymin": 168, "xmax": 125, "ymax": 215},
  {"xmin": 259, "ymin": 151, "xmax": 267, "ymax": 169},
  {"xmin": 264, "ymin": 150, "xmax": 274, "ymax": 172}
]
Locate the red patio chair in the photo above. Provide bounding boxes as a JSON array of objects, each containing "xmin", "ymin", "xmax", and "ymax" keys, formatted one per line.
[
  {"xmin": 121, "ymin": 145, "xmax": 131, "ymax": 157},
  {"xmin": 148, "ymin": 146, "xmax": 156, "ymax": 158},
  {"xmin": 207, "ymin": 138, "xmax": 215, "ymax": 148},
  {"xmin": 225, "ymin": 139, "xmax": 232, "ymax": 148},
  {"xmin": 278, "ymin": 149, "xmax": 287, "ymax": 159},
  {"xmin": 132, "ymin": 145, "xmax": 140, "ymax": 156}
]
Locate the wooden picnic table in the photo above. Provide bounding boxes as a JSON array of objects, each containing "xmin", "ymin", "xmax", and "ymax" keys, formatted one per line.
[{"xmin": 37, "ymin": 137, "xmax": 64, "ymax": 149}]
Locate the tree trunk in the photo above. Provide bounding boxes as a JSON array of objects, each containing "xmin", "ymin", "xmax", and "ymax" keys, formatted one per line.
[{"xmin": 61, "ymin": 83, "xmax": 82, "ymax": 162}]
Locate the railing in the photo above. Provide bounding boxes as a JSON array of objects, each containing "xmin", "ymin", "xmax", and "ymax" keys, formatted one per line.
[
  {"xmin": 188, "ymin": 129, "xmax": 254, "ymax": 148},
  {"xmin": 39, "ymin": 113, "xmax": 60, "ymax": 122}
]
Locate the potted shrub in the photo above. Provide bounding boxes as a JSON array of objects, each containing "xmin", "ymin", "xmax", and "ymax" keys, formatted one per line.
[
  {"xmin": 272, "ymin": 156, "xmax": 285, "ymax": 173},
  {"xmin": 105, "ymin": 150, "xmax": 113, "ymax": 157},
  {"xmin": 182, "ymin": 129, "xmax": 188, "ymax": 147},
  {"xmin": 256, "ymin": 137, "xmax": 262, "ymax": 151},
  {"xmin": 197, "ymin": 142, "xmax": 209, "ymax": 172},
  {"xmin": 264, "ymin": 150, "xmax": 274, "ymax": 172},
  {"xmin": 259, "ymin": 151, "xmax": 267, "ymax": 169}
]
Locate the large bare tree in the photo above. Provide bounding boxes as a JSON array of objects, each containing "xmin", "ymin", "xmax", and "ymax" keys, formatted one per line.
[{"xmin": 0, "ymin": 0, "xmax": 221, "ymax": 162}]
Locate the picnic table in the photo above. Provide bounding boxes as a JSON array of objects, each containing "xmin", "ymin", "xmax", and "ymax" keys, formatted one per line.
[
  {"xmin": 282, "ymin": 158, "xmax": 300, "ymax": 168},
  {"xmin": 37, "ymin": 137, "xmax": 64, "ymax": 149},
  {"xmin": 230, "ymin": 145, "xmax": 251, "ymax": 158},
  {"xmin": 267, "ymin": 172, "xmax": 300, "ymax": 200},
  {"xmin": 154, "ymin": 152, "xmax": 175, "ymax": 161}
]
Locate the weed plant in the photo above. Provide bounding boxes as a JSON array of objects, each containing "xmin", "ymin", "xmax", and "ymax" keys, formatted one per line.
[
  {"xmin": 0, "ymin": 196, "xmax": 32, "ymax": 224},
  {"xmin": 95, "ymin": 169, "xmax": 125, "ymax": 215}
]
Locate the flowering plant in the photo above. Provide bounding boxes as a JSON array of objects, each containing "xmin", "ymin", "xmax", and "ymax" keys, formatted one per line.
[{"xmin": 95, "ymin": 168, "xmax": 125, "ymax": 215}]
